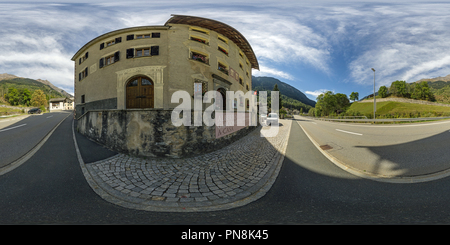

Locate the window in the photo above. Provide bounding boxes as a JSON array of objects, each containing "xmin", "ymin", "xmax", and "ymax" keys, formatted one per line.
[
  {"xmin": 126, "ymin": 46, "xmax": 159, "ymax": 59},
  {"xmin": 191, "ymin": 28, "xmax": 208, "ymax": 35},
  {"xmin": 106, "ymin": 55, "xmax": 115, "ymax": 65},
  {"xmin": 127, "ymin": 33, "xmax": 160, "ymax": 40},
  {"xmin": 190, "ymin": 51, "xmax": 209, "ymax": 64},
  {"xmin": 218, "ymin": 36, "xmax": 227, "ymax": 44},
  {"xmin": 218, "ymin": 62, "xmax": 228, "ymax": 75},
  {"xmin": 218, "ymin": 46, "xmax": 228, "ymax": 56},
  {"xmin": 190, "ymin": 36, "xmax": 208, "ymax": 45},
  {"xmin": 106, "ymin": 40, "xmax": 115, "ymax": 47},
  {"xmin": 239, "ymin": 62, "xmax": 243, "ymax": 70},
  {"xmin": 136, "ymin": 48, "xmax": 150, "ymax": 57},
  {"xmin": 99, "ymin": 51, "xmax": 120, "ymax": 68},
  {"xmin": 78, "ymin": 67, "xmax": 88, "ymax": 81},
  {"xmin": 136, "ymin": 34, "xmax": 151, "ymax": 39},
  {"xmin": 79, "ymin": 52, "xmax": 89, "ymax": 65},
  {"xmin": 81, "ymin": 95, "xmax": 85, "ymax": 104},
  {"xmin": 100, "ymin": 37, "xmax": 121, "ymax": 50},
  {"xmin": 239, "ymin": 77, "xmax": 243, "ymax": 85}
]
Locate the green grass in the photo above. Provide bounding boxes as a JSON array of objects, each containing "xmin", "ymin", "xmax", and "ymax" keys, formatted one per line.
[
  {"xmin": 345, "ymin": 101, "xmax": 450, "ymax": 118},
  {"xmin": 0, "ymin": 107, "xmax": 25, "ymax": 116}
]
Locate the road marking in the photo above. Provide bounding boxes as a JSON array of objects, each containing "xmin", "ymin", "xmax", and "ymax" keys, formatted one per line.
[
  {"xmin": 0, "ymin": 123, "xmax": 26, "ymax": 133},
  {"xmin": 335, "ymin": 128, "xmax": 362, "ymax": 136},
  {"xmin": 47, "ymin": 115, "xmax": 53, "ymax": 118},
  {"xmin": 311, "ymin": 122, "xmax": 317, "ymax": 124}
]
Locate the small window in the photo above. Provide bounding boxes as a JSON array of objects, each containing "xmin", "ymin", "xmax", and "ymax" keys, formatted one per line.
[
  {"xmin": 152, "ymin": 33, "xmax": 160, "ymax": 38},
  {"xmin": 239, "ymin": 63, "xmax": 243, "ymax": 70},
  {"xmin": 79, "ymin": 52, "xmax": 89, "ymax": 65},
  {"xmin": 190, "ymin": 51, "xmax": 208, "ymax": 64},
  {"xmin": 190, "ymin": 36, "xmax": 208, "ymax": 45},
  {"xmin": 100, "ymin": 51, "xmax": 120, "ymax": 68},
  {"xmin": 239, "ymin": 77, "xmax": 243, "ymax": 85},
  {"xmin": 191, "ymin": 28, "xmax": 208, "ymax": 35},
  {"xmin": 218, "ymin": 36, "xmax": 227, "ymax": 44},
  {"xmin": 81, "ymin": 95, "xmax": 85, "ymax": 104},
  {"xmin": 218, "ymin": 46, "xmax": 228, "ymax": 56},
  {"xmin": 136, "ymin": 34, "xmax": 150, "ymax": 39},
  {"xmin": 136, "ymin": 48, "xmax": 149, "ymax": 57},
  {"xmin": 218, "ymin": 63, "xmax": 228, "ymax": 75},
  {"xmin": 106, "ymin": 40, "xmax": 115, "ymax": 47},
  {"xmin": 78, "ymin": 67, "xmax": 88, "ymax": 81}
]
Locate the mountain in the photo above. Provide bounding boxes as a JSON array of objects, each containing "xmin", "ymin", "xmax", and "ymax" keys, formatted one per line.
[
  {"xmin": 252, "ymin": 76, "xmax": 316, "ymax": 107},
  {"xmin": 0, "ymin": 73, "xmax": 72, "ymax": 98},
  {"xmin": 414, "ymin": 74, "xmax": 450, "ymax": 84}
]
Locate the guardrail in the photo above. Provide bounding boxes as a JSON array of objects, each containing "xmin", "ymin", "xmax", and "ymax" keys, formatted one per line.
[{"xmin": 301, "ymin": 116, "xmax": 450, "ymax": 123}]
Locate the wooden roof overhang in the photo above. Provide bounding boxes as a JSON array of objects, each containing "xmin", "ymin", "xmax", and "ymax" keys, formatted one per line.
[{"xmin": 165, "ymin": 15, "xmax": 259, "ymax": 70}]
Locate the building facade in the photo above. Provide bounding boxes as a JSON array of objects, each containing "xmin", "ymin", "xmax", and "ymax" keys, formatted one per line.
[
  {"xmin": 49, "ymin": 97, "xmax": 74, "ymax": 111},
  {"xmin": 72, "ymin": 15, "xmax": 259, "ymax": 118},
  {"xmin": 72, "ymin": 15, "xmax": 259, "ymax": 158}
]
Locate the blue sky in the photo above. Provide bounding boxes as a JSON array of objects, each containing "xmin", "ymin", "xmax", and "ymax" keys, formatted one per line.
[{"xmin": 1, "ymin": 1, "xmax": 450, "ymax": 102}]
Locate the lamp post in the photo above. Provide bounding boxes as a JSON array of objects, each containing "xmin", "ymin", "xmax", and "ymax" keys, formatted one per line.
[{"xmin": 372, "ymin": 68, "xmax": 376, "ymax": 120}]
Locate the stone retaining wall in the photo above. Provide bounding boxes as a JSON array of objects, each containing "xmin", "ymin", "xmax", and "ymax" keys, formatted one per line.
[
  {"xmin": 358, "ymin": 98, "xmax": 450, "ymax": 107},
  {"xmin": 77, "ymin": 109, "xmax": 257, "ymax": 158}
]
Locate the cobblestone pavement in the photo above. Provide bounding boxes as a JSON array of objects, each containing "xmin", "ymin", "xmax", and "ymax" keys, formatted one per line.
[{"xmin": 75, "ymin": 119, "xmax": 292, "ymax": 212}]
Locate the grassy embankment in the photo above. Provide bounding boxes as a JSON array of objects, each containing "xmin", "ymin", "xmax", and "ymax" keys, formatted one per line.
[{"xmin": 345, "ymin": 101, "xmax": 450, "ymax": 119}]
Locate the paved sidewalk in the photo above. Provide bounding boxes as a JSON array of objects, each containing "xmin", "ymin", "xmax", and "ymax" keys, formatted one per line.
[{"xmin": 74, "ymin": 119, "xmax": 292, "ymax": 212}]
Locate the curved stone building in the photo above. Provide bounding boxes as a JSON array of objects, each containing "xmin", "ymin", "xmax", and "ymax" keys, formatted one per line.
[
  {"xmin": 73, "ymin": 15, "xmax": 259, "ymax": 158},
  {"xmin": 72, "ymin": 14, "xmax": 258, "ymax": 118}
]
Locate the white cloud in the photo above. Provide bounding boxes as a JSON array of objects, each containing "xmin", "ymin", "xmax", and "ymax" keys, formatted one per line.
[
  {"xmin": 305, "ymin": 89, "xmax": 333, "ymax": 99},
  {"xmin": 252, "ymin": 66, "xmax": 294, "ymax": 80}
]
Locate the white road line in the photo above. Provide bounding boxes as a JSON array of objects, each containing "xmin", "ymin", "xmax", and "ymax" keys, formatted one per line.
[
  {"xmin": 47, "ymin": 115, "xmax": 53, "ymax": 118},
  {"xmin": 335, "ymin": 128, "xmax": 363, "ymax": 136},
  {"xmin": 0, "ymin": 123, "xmax": 26, "ymax": 133}
]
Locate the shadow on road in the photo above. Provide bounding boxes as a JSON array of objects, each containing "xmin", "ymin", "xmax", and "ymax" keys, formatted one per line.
[{"xmin": 354, "ymin": 130, "xmax": 450, "ymax": 176}]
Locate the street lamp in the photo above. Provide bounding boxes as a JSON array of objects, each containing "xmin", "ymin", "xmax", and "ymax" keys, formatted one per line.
[{"xmin": 371, "ymin": 68, "xmax": 376, "ymax": 120}]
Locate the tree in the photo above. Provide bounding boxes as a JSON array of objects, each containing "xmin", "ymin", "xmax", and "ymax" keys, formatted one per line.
[
  {"xmin": 378, "ymin": 86, "xmax": 388, "ymax": 98},
  {"xmin": 22, "ymin": 88, "xmax": 31, "ymax": 106},
  {"xmin": 390, "ymin": 80, "xmax": 408, "ymax": 97},
  {"xmin": 411, "ymin": 81, "xmax": 435, "ymax": 101},
  {"xmin": 315, "ymin": 91, "xmax": 350, "ymax": 117},
  {"xmin": 31, "ymin": 89, "xmax": 47, "ymax": 108},
  {"xmin": 349, "ymin": 92, "xmax": 359, "ymax": 102},
  {"xmin": 6, "ymin": 87, "xmax": 20, "ymax": 105}
]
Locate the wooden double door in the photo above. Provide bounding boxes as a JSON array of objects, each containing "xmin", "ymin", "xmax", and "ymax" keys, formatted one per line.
[{"xmin": 126, "ymin": 76, "xmax": 154, "ymax": 109}]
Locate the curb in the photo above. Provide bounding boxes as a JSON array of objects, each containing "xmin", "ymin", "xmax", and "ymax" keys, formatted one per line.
[
  {"xmin": 73, "ymin": 119, "xmax": 291, "ymax": 212},
  {"xmin": 296, "ymin": 120, "xmax": 450, "ymax": 183},
  {"xmin": 0, "ymin": 113, "xmax": 71, "ymax": 176}
]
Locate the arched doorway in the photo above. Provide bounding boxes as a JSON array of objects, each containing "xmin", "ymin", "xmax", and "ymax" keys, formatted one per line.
[
  {"xmin": 217, "ymin": 87, "xmax": 226, "ymax": 110},
  {"xmin": 126, "ymin": 76, "xmax": 154, "ymax": 109}
]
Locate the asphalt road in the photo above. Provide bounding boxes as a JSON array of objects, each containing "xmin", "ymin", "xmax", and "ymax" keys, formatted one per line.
[
  {"xmin": 3, "ymin": 116, "xmax": 450, "ymax": 226},
  {"xmin": 295, "ymin": 115, "xmax": 450, "ymax": 177},
  {"xmin": 0, "ymin": 111, "xmax": 70, "ymax": 169}
]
